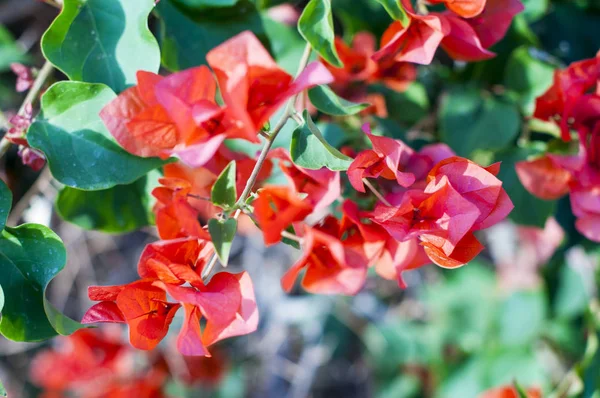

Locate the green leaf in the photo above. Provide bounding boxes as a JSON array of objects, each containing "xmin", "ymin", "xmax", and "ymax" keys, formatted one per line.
[
  {"xmin": 156, "ymin": 0, "xmax": 265, "ymax": 71},
  {"xmin": 554, "ymin": 264, "xmax": 591, "ymax": 320},
  {"xmin": 298, "ymin": 0, "xmax": 342, "ymax": 67},
  {"xmin": 0, "ymin": 25, "xmax": 27, "ymax": 72},
  {"xmin": 372, "ymin": 82, "xmax": 430, "ymax": 126},
  {"xmin": 28, "ymin": 81, "xmax": 166, "ymax": 190},
  {"xmin": 513, "ymin": 380, "xmax": 529, "ymax": 398},
  {"xmin": 290, "ymin": 110, "xmax": 353, "ymax": 171},
  {"xmin": 308, "ymin": 85, "xmax": 369, "ymax": 116},
  {"xmin": 56, "ymin": 174, "xmax": 157, "ymax": 233},
  {"xmin": 0, "ymin": 178, "xmax": 11, "ymax": 231},
  {"xmin": 0, "ymin": 378, "xmax": 5, "ymax": 397},
  {"xmin": 262, "ymin": 17, "xmax": 306, "ymax": 74},
  {"xmin": 439, "ymin": 87, "xmax": 521, "ymax": 157},
  {"xmin": 374, "ymin": 0, "xmax": 409, "ymax": 25},
  {"xmin": 0, "ymin": 224, "xmax": 83, "ymax": 341},
  {"xmin": 211, "ymin": 161, "xmax": 237, "ymax": 209},
  {"xmin": 208, "ymin": 218, "xmax": 237, "ymax": 266},
  {"xmin": 41, "ymin": 0, "xmax": 160, "ymax": 93},
  {"xmin": 494, "ymin": 148, "xmax": 556, "ymax": 227},
  {"xmin": 504, "ymin": 46, "xmax": 555, "ymax": 115}
]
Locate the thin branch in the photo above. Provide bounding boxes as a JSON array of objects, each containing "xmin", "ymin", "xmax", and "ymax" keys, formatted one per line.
[
  {"xmin": 0, "ymin": 61, "xmax": 54, "ymax": 160},
  {"xmin": 362, "ymin": 178, "xmax": 392, "ymax": 207},
  {"xmin": 187, "ymin": 193, "xmax": 211, "ymax": 201},
  {"xmin": 281, "ymin": 230, "xmax": 304, "ymax": 244},
  {"xmin": 201, "ymin": 253, "xmax": 219, "ymax": 280}
]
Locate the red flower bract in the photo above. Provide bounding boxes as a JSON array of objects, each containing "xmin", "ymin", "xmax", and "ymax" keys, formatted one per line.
[
  {"xmin": 281, "ymin": 220, "xmax": 369, "ymax": 295},
  {"xmin": 206, "ymin": 31, "xmax": 334, "ymax": 143}
]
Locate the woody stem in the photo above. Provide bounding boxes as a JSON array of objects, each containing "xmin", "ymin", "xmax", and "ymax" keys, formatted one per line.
[
  {"xmin": 281, "ymin": 230, "xmax": 304, "ymax": 244},
  {"xmin": 0, "ymin": 60, "xmax": 54, "ymax": 161},
  {"xmin": 362, "ymin": 178, "xmax": 392, "ymax": 207},
  {"xmin": 234, "ymin": 43, "xmax": 312, "ymax": 208}
]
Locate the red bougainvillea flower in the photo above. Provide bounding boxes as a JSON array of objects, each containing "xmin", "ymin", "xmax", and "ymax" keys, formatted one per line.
[
  {"xmin": 170, "ymin": 345, "xmax": 228, "ymax": 387},
  {"xmin": 373, "ymin": 0, "xmax": 522, "ymax": 65},
  {"xmin": 100, "ymin": 67, "xmax": 226, "ymax": 166},
  {"xmin": 371, "ymin": 157, "xmax": 511, "ymax": 268},
  {"xmin": 10, "ymin": 62, "xmax": 34, "ymax": 92},
  {"xmin": 438, "ymin": 14, "xmax": 495, "ymax": 62},
  {"xmin": 281, "ymin": 219, "xmax": 369, "ymax": 295},
  {"xmin": 271, "ymin": 148, "xmax": 341, "ymax": 212},
  {"xmin": 254, "ymin": 185, "xmax": 313, "ymax": 246},
  {"xmin": 206, "ymin": 31, "xmax": 333, "ymax": 143},
  {"xmin": 348, "ymin": 124, "xmax": 417, "ymax": 192},
  {"xmin": 466, "ymin": 0, "xmax": 525, "ymax": 48},
  {"xmin": 83, "ymin": 233, "xmax": 258, "ymax": 356},
  {"xmin": 373, "ymin": 3, "xmax": 450, "ymax": 65},
  {"xmin": 515, "ymin": 155, "xmax": 573, "ymax": 200},
  {"xmin": 479, "ymin": 385, "xmax": 542, "ymax": 398},
  {"xmin": 340, "ymin": 200, "xmax": 430, "ymax": 287},
  {"xmin": 426, "ymin": 157, "xmax": 514, "ymax": 231},
  {"xmin": 428, "ymin": 0, "xmax": 486, "ymax": 18},
  {"xmin": 152, "ymin": 178, "xmax": 212, "ymax": 240},
  {"xmin": 534, "ymin": 55, "xmax": 599, "ymax": 141},
  {"xmin": 137, "ymin": 237, "xmax": 213, "ymax": 287},
  {"xmin": 157, "ymin": 271, "xmax": 258, "ymax": 356}
]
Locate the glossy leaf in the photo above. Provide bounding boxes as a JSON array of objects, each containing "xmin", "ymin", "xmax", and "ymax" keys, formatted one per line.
[
  {"xmin": 0, "ymin": 224, "xmax": 83, "ymax": 341},
  {"xmin": 308, "ymin": 85, "xmax": 369, "ymax": 116},
  {"xmin": 298, "ymin": 0, "xmax": 342, "ymax": 67},
  {"xmin": 211, "ymin": 161, "xmax": 237, "ymax": 209},
  {"xmin": 56, "ymin": 174, "xmax": 157, "ymax": 233},
  {"xmin": 41, "ymin": 0, "xmax": 160, "ymax": 93},
  {"xmin": 439, "ymin": 87, "xmax": 520, "ymax": 157},
  {"xmin": 208, "ymin": 218, "xmax": 237, "ymax": 266},
  {"xmin": 290, "ymin": 111, "xmax": 352, "ymax": 171},
  {"xmin": 28, "ymin": 82, "xmax": 166, "ymax": 190},
  {"xmin": 494, "ymin": 148, "xmax": 556, "ymax": 227},
  {"xmin": 0, "ymin": 179, "xmax": 11, "ymax": 231},
  {"xmin": 156, "ymin": 0, "xmax": 265, "ymax": 71},
  {"xmin": 374, "ymin": 0, "xmax": 409, "ymax": 25}
]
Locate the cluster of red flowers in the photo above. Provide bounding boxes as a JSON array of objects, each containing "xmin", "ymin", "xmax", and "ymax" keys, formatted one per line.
[
  {"xmin": 29, "ymin": 328, "xmax": 227, "ymax": 398},
  {"xmin": 84, "ymin": 27, "xmax": 514, "ymax": 354},
  {"xmin": 516, "ymin": 52, "xmax": 600, "ymax": 242},
  {"xmin": 373, "ymin": 0, "xmax": 524, "ymax": 65}
]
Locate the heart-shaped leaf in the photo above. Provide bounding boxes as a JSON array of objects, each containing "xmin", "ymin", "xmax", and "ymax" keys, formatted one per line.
[
  {"xmin": 56, "ymin": 173, "xmax": 158, "ymax": 233},
  {"xmin": 208, "ymin": 218, "xmax": 237, "ymax": 266},
  {"xmin": 0, "ymin": 179, "xmax": 11, "ymax": 231},
  {"xmin": 211, "ymin": 161, "xmax": 237, "ymax": 209},
  {"xmin": 0, "ymin": 224, "xmax": 84, "ymax": 341},
  {"xmin": 290, "ymin": 110, "xmax": 352, "ymax": 171},
  {"xmin": 308, "ymin": 85, "xmax": 369, "ymax": 116},
  {"xmin": 28, "ymin": 81, "xmax": 166, "ymax": 190},
  {"xmin": 298, "ymin": 0, "xmax": 342, "ymax": 67},
  {"xmin": 41, "ymin": 0, "xmax": 160, "ymax": 93}
]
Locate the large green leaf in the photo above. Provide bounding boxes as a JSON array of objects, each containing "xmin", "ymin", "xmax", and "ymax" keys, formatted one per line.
[
  {"xmin": 504, "ymin": 46, "xmax": 555, "ymax": 115},
  {"xmin": 28, "ymin": 81, "xmax": 166, "ymax": 190},
  {"xmin": 308, "ymin": 85, "xmax": 369, "ymax": 116},
  {"xmin": 0, "ymin": 224, "xmax": 83, "ymax": 341},
  {"xmin": 41, "ymin": 0, "xmax": 160, "ymax": 93},
  {"xmin": 208, "ymin": 218, "xmax": 237, "ymax": 266},
  {"xmin": 290, "ymin": 111, "xmax": 352, "ymax": 171},
  {"xmin": 211, "ymin": 161, "xmax": 237, "ymax": 209},
  {"xmin": 156, "ymin": 0, "xmax": 265, "ymax": 71},
  {"xmin": 0, "ymin": 178, "xmax": 11, "ymax": 231},
  {"xmin": 494, "ymin": 148, "xmax": 556, "ymax": 227},
  {"xmin": 498, "ymin": 290, "xmax": 546, "ymax": 347},
  {"xmin": 298, "ymin": 0, "xmax": 342, "ymax": 67},
  {"xmin": 439, "ymin": 87, "xmax": 521, "ymax": 157},
  {"xmin": 0, "ymin": 25, "xmax": 27, "ymax": 72},
  {"xmin": 56, "ymin": 174, "xmax": 157, "ymax": 233}
]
